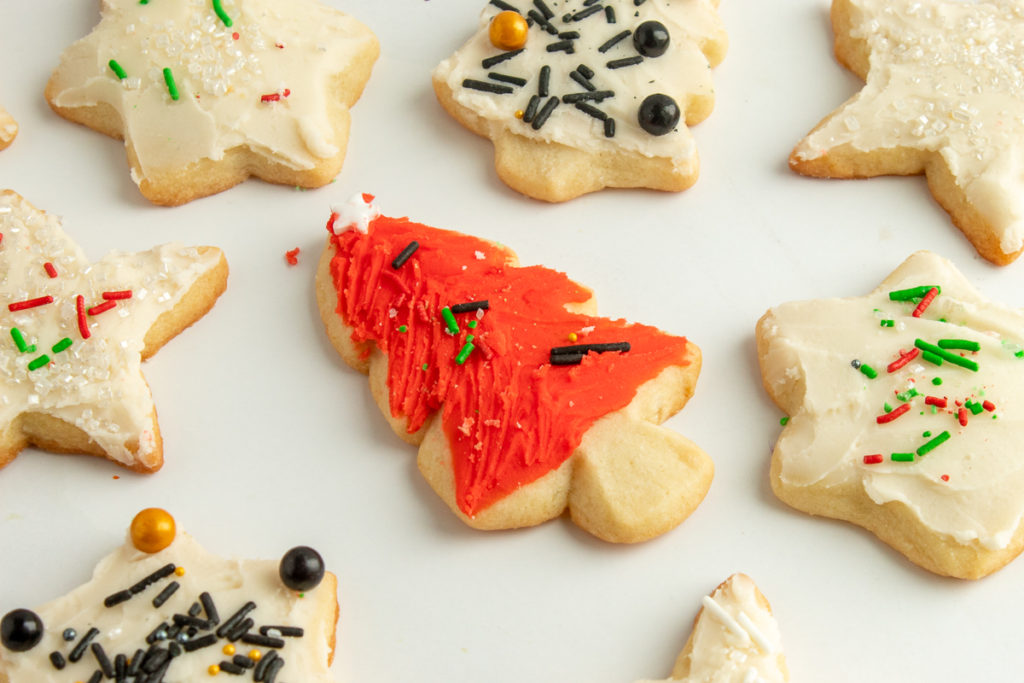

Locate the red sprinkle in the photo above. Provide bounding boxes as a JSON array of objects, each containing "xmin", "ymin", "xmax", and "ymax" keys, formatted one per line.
[
  {"xmin": 415, "ymin": 301, "xmax": 431, "ymax": 323},
  {"xmin": 941, "ymin": 474, "xmax": 950, "ymax": 482},
  {"xmin": 276, "ymin": 42, "xmax": 285, "ymax": 49},
  {"xmin": 912, "ymin": 287, "xmax": 939, "ymax": 318},
  {"xmin": 87, "ymin": 300, "xmax": 117, "ymax": 316},
  {"xmin": 102, "ymin": 290, "xmax": 132, "ymax": 300},
  {"xmin": 261, "ymin": 93, "xmax": 281, "ymax": 102},
  {"xmin": 958, "ymin": 407, "xmax": 969, "ymax": 426},
  {"xmin": 983, "ymin": 400, "xmax": 996, "ymax": 412},
  {"xmin": 232, "ymin": 32, "xmax": 240, "ymax": 40},
  {"xmin": 361, "ymin": 192, "xmax": 375, "ymax": 204},
  {"xmin": 475, "ymin": 335, "xmax": 495, "ymax": 360},
  {"xmin": 887, "ymin": 348, "xmax": 920, "ymax": 373},
  {"xmin": 76, "ymin": 295, "xmax": 90, "ymax": 339},
  {"xmin": 876, "ymin": 403, "xmax": 911, "ymax": 424},
  {"xmin": 44, "ymin": 262, "xmax": 58, "ymax": 278},
  {"xmin": 285, "ymin": 248, "xmax": 300, "ymax": 266},
  {"xmin": 8, "ymin": 295, "xmax": 54, "ymax": 312},
  {"xmin": 924, "ymin": 396, "xmax": 947, "ymax": 408},
  {"xmin": 863, "ymin": 454, "xmax": 884, "ymax": 465}
]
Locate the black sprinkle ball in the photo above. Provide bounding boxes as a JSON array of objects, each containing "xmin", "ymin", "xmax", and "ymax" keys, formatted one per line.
[
  {"xmin": 633, "ymin": 20, "xmax": 670, "ymax": 57},
  {"xmin": 279, "ymin": 546, "xmax": 325, "ymax": 592},
  {"xmin": 638, "ymin": 94, "xmax": 680, "ymax": 136},
  {"xmin": 1, "ymin": 609, "xmax": 43, "ymax": 652}
]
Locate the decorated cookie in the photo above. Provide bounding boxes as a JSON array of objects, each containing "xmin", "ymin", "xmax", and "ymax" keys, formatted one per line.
[
  {"xmin": 46, "ymin": 0, "xmax": 378, "ymax": 206},
  {"xmin": 636, "ymin": 574, "xmax": 788, "ymax": 683},
  {"xmin": 0, "ymin": 508, "xmax": 338, "ymax": 682},
  {"xmin": 0, "ymin": 191, "xmax": 228, "ymax": 472},
  {"xmin": 791, "ymin": 0, "xmax": 1024, "ymax": 266},
  {"xmin": 316, "ymin": 194, "xmax": 712, "ymax": 543},
  {"xmin": 432, "ymin": 0, "xmax": 727, "ymax": 202},
  {"xmin": 758, "ymin": 251, "xmax": 1024, "ymax": 579},
  {"xmin": 0, "ymin": 106, "xmax": 15, "ymax": 150}
]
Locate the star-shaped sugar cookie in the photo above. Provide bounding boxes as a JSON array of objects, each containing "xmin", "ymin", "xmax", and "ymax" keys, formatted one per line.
[
  {"xmin": 432, "ymin": 0, "xmax": 727, "ymax": 202},
  {"xmin": 758, "ymin": 251, "xmax": 1024, "ymax": 579},
  {"xmin": 0, "ymin": 106, "xmax": 16, "ymax": 150},
  {"xmin": 46, "ymin": 0, "xmax": 378, "ymax": 206},
  {"xmin": 0, "ymin": 191, "xmax": 227, "ymax": 472},
  {"xmin": 634, "ymin": 574, "xmax": 789, "ymax": 683},
  {"xmin": 791, "ymin": 0, "xmax": 1024, "ymax": 265}
]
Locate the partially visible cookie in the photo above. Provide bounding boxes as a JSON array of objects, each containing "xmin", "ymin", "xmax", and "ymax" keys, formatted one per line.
[
  {"xmin": 0, "ymin": 190, "xmax": 228, "ymax": 472},
  {"xmin": 46, "ymin": 0, "xmax": 378, "ymax": 206},
  {"xmin": 0, "ymin": 508, "xmax": 338, "ymax": 682},
  {"xmin": 0, "ymin": 106, "xmax": 15, "ymax": 150},
  {"xmin": 791, "ymin": 0, "xmax": 1024, "ymax": 265},
  {"xmin": 316, "ymin": 195, "xmax": 712, "ymax": 543},
  {"xmin": 433, "ymin": 0, "xmax": 727, "ymax": 202},
  {"xmin": 758, "ymin": 251, "xmax": 1024, "ymax": 579},
  {"xmin": 635, "ymin": 574, "xmax": 789, "ymax": 683}
]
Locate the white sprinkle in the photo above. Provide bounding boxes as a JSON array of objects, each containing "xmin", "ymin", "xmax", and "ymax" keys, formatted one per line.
[
  {"xmin": 474, "ymin": 250, "xmax": 485, "ymax": 260},
  {"xmin": 701, "ymin": 596, "xmax": 751, "ymax": 646},
  {"xmin": 737, "ymin": 611, "xmax": 774, "ymax": 654}
]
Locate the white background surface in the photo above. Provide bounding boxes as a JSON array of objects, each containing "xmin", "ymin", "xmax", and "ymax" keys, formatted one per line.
[{"xmin": 1, "ymin": 1, "xmax": 1023, "ymax": 681}]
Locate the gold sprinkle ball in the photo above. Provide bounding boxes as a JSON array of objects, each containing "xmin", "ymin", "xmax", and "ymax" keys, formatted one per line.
[
  {"xmin": 568, "ymin": 332, "xmax": 578, "ymax": 342},
  {"xmin": 174, "ymin": 566, "xmax": 186, "ymax": 577},
  {"xmin": 208, "ymin": 664, "xmax": 221, "ymax": 675},
  {"xmin": 248, "ymin": 650, "xmax": 262, "ymax": 661},
  {"xmin": 223, "ymin": 643, "xmax": 236, "ymax": 656},
  {"xmin": 489, "ymin": 10, "xmax": 529, "ymax": 51},
  {"xmin": 129, "ymin": 508, "xmax": 176, "ymax": 554},
  {"xmin": 515, "ymin": 110, "xmax": 524, "ymax": 119}
]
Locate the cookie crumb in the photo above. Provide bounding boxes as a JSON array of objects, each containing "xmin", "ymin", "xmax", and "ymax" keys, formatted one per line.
[{"xmin": 285, "ymin": 248, "xmax": 300, "ymax": 265}]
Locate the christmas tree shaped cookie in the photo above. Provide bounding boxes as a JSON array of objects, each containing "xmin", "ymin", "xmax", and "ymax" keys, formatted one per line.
[
  {"xmin": 433, "ymin": 0, "xmax": 727, "ymax": 202},
  {"xmin": 46, "ymin": 0, "xmax": 378, "ymax": 205},
  {"xmin": 316, "ymin": 195, "xmax": 712, "ymax": 543},
  {"xmin": 0, "ymin": 191, "xmax": 228, "ymax": 472}
]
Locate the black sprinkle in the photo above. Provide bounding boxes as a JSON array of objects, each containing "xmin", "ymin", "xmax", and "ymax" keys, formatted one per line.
[
  {"xmin": 450, "ymin": 300, "xmax": 490, "ymax": 314},
  {"xmin": 526, "ymin": 9, "xmax": 558, "ymax": 34},
  {"xmin": 577, "ymin": 64, "xmax": 595, "ymax": 79},
  {"xmin": 584, "ymin": 0, "xmax": 601, "ymax": 5},
  {"xmin": 488, "ymin": 72, "xmax": 528, "ymax": 86},
  {"xmin": 242, "ymin": 633, "xmax": 285, "ymax": 648},
  {"xmin": 522, "ymin": 94, "xmax": 541, "ymax": 123},
  {"xmin": 152, "ymin": 581, "xmax": 180, "ymax": 608},
  {"xmin": 550, "ymin": 353, "xmax": 584, "ymax": 366},
  {"xmin": 551, "ymin": 342, "xmax": 631, "ymax": 356},
  {"xmin": 146, "ymin": 658, "xmax": 172, "ymax": 683},
  {"xmin": 557, "ymin": 30, "xmax": 580, "ymax": 39},
  {"xmin": 49, "ymin": 651, "xmax": 66, "ymax": 670},
  {"xmin": 168, "ymin": 641, "xmax": 182, "ymax": 658},
  {"xmin": 142, "ymin": 646, "xmax": 169, "ymax": 674},
  {"xmin": 188, "ymin": 601, "xmax": 202, "ymax": 617},
  {"xmin": 572, "ymin": 4, "xmax": 604, "ymax": 20},
  {"xmin": 69, "ymin": 627, "xmax": 100, "ymax": 663},
  {"xmin": 104, "ymin": 589, "xmax": 133, "ymax": 608},
  {"xmin": 265, "ymin": 657, "xmax": 285, "ymax": 683},
  {"xmin": 233, "ymin": 654, "xmax": 257, "ymax": 669},
  {"xmin": 130, "ymin": 563, "xmax": 176, "ymax": 595},
  {"xmin": 146, "ymin": 622, "xmax": 169, "ymax": 644},
  {"xmin": 226, "ymin": 617, "xmax": 255, "ymax": 642},
  {"xmin": 63, "ymin": 628, "xmax": 77, "ymax": 642},
  {"xmin": 219, "ymin": 660, "xmax": 246, "ymax": 674},
  {"xmin": 260, "ymin": 625, "xmax": 304, "ymax": 637},
  {"xmin": 570, "ymin": 70, "xmax": 596, "ymax": 91},
  {"xmin": 574, "ymin": 102, "xmax": 607, "ymax": 120},
  {"xmin": 391, "ymin": 240, "xmax": 419, "ymax": 269},
  {"xmin": 183, "ymin": 634, "xmax": 217, "ymax": 652},
  {"xmin": 546, "ymin": 39, "xmax": 575, "ymax": 53},
  {"xmin": 532, "ymin": 0, "xmax": 553, "ymax": 19},
  {"xmin": 489, "ymin": 0, "xmax": 518, "ymax": 11},
  {"xmin": 481, "ymin": 49, "xmax": 523, "ymax": 69},
  {"xmin": 253, "ymin": 649, "xmax": 278, "ymax": 681},
  {"xmin": 92, "ymin": 642, "xmax": 115, "ymax": 678},
  {"xmin": 598, "ymin": 29, "xmax": 630, "ymax": 52},
  {"xmin": 538, "ymin": 65, "xmax": 550, "ymax": 96},
  {"xmin": 634, "ymin": 0, "xmax": 647, "ymax": 4},
  {"xmin": 115, "ymin": 653, "xmax": 127, "ymax": 680},
  {"xmin": 200, "ymin": 592, "xmax": 220, "ymax": 626},
  {"xmin": 607, "ymin": 56, "xmax": 644, "ymax": 69},
  {"xmin": 217, "ymin": 602, "xmax": 256, "ymax": 637},
  {"xmin": 463, "ymin": 78, "xmax": 513, "ymax": 95},
  {"xmin": 604, "ymin": 117, "xmax": 616, "ymax": 137},
  {"xmin": 561, "ymin": 12, "xmax": 572, "ymax": 22},
  {"xmin": 87, "ymin": 670, "xmax": 102, "ymax": 683},
  {"xmin": 127, "ymin": 648, "xmax": 145, "ymax": 676},
  {"xmin": 561, "ymin": 90, "xmax": 614, "ymax": 103},
  {"xmin": 605, "ymin": 5, "xmax": 616, "ymax": 22},
  {"xmin": 164, "ymin": 624, "xmax": 181, "ymax": 641},
  {"xmin": 531, "ymin": 96, "xmax": 560, "ymax": 130},
  {"xmin": 172, "ymin": 613, "xmax": 211, "ymax": 630}
]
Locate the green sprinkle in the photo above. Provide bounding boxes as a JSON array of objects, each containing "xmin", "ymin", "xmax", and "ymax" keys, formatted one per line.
[
  {"xmin": 896, "ymin": 388, "xmax": 919, "ymax": 402},
  {"xmin": 51, "ymin": 338, "xmax": 73, "ymax": 354},
  {"xmin": 891, "ymin": 452, "xmax": 915, "ymax": 462},
  {"xmin": 932, "ymin": 377, "xmax": 943, "ymax": 385},
  {"xmin": 859, "ymin": 364, "xmax": 878, "ymax": 379},
  {"xmin": 883, "ymin": 402, "xmax": 893, "ymax": 413},
  {"xmin": 1016, "ymin": 350, "xmax": 1024, "ymax": 358},
  {"xmin": 212, "ymin": 0, "xmax": 233, "ymax": 26},
  {"xmin": 397, "ymin": 325, "xmax": 407, "ymax": 333},
  {"xmin": 923, "ymin": 431, "xmax": 932, "ymax": 438},
  {"xmin": 108, "ymin": 59, "xmax": 128, "ymax": 80},
  {"xmin": 441, "ymin": 307, "xmax": 459, "ymax": 335},
  {"xmin": 939, "ymin": 317, "xmax": 947, "ymax": 322},
  {"xmin": 421, "ymin": 363, "xmax": 429, "ymax": 371},
  {"xmin": 10, "ymin": 328, "xmax": 29, "ymax": 353},
  {"xmin": 466, "ymin": 334, "xmax": 475, "ymax": 344},
  {"xmin": 889, "ymin": 285, "xmax": 941, "ymax": 301},
  {"xmin": 27, "ymin": 355, "xmax": 50, "ymax": 371},
  {"xmin": 916, "ymin": 430, "xmax": 951, "ymax": 456},
  {"xmin": 779, "ymin": 416, "xmax": 789, "ymax": 426},
  {"xmin": 468, "ymin": 320, "xmax": 479, "ymax": 329},
  {"xmin": 139, "ymin": 0, "xmax": 148, "ymax": 4},
  {"xmin": 994, "ymin": 414, "xmax": 999, "ymax": 420},
  {"xmin": 913, "ymin": 339, "xmax": 978, "ymax": 372},
  {"xmin": 968, "ymin": 401, "xmax": 983, "ymax": 416},
  {"xmin": 880, "ymin": 319, "xmax": 894, "ymax": 327},
  {"xmin": 455, "ymin": 342, "xmax": 475, "ymax": 365},
  {"xmin": 930, "ymin": 405, "xmax": 937, "ymax": 414},
  {"xmin": 162, "ymin": 67, "xmax": 180, "ymax": 101},
  {"xmin": 921, "ymin": 350, "xmax": 943, "ymax": 366},
  {"xmin": 937, "ymin": 338, "xmax": 980, "ymax": 352}
]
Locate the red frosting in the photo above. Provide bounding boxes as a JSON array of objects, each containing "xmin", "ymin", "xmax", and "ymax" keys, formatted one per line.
[{"xmin": 327, "ymin": 212, "xmax": 694, "ymax": 515}]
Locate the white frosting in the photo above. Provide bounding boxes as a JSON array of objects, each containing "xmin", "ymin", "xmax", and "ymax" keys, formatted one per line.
[
  {"xmin": 48, "ymin": 0, "xmax": 375, "ymax": 182},
  {"xmin": 434, "ymin": 0, "xmax": 725, "ymax": 168},
  {"xmin": 761, "ymin": 251, "xmax": 1024, "ymax": 550},
  {"xmin": 793, "ymin": 0, "xmax": 1024, "ymax": 255},
  {"xmin": 634, "ymin": 574, "xmax": 787, "ymax": 683},
  {"xmin": 329, "ymin": 192, "xmax": 380, "ymax": 234},
  {"xmin": 0, "ymin": 532, "xmax": 335, "ymax": 682},
  {"xmin": 0, "ymin": 191, "xmax": 223, "ymax": 468}
]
